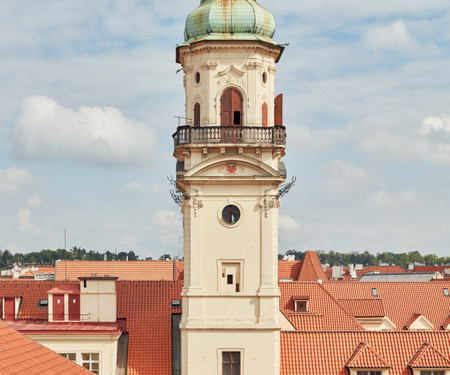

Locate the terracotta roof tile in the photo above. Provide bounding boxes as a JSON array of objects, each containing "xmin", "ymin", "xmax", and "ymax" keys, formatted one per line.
[
  {"xmin": 338, "ymin": 299, "xmax": 385, "ymax": 318},
  {"xmin": 415, "ymin": 266, "xmax": 450, "ymax": 274},
  {"xmin": 279, "ymin": 282, "xmax": 363, "ymax": 331},
  {"xmin": 55, "ymin": 260, "xmax": 183, "ymax": 281},
  {"xmin": 281, "ymin": 331, "xmax": 450, "ymax": 375},
  {"xmin": 323, "ymin": 281, "xmax": 450, "ymax": 331},
  {"xmin": 442, "ymin": 314, "xmax": 450, "ymax": 329},
  {"xmin": 346, "ymin": 342, "xmax": 390, "ymax": 369},
  {"xmin": 0, "ymin": 320, "xmax": 93, "ymax": 375},
  {"xmin": 116, "ymin": 280, "xmax": 182, "ymax": 375},
  {"xmin": 283, "ymin": 313, "xmax": 324, "ymax": 331},
  {"xmin": 278, "ymin": 261, "xmax": 301, "ymax": 280},
  {"xmin": 297, "ymin": 251, "xmax": 327, "ymax": 282},
  {"xmin": 408, "ymin": 342, "xmax": 450, "ymax": 368},
  {"xmin": 47, "ymin": 284, "xmax": 80, "ymax": 294}
]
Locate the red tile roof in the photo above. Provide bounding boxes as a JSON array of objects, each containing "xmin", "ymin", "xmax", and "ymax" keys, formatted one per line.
[
  {"xmin": 323, "ymin": 281, "xmax": 450, "ymax": 331},
  {"xmin": 346, "ymin": 342, "xmax": 390, "ymax": 369},
  {"xmin": 47, "ymin": 284, "xmax": 80, "ymax": 294},
  {"xmin": 283, "ymin": 313, "xmax": 324, "ymax": 331},
  {"xmin": 326, "ymin": 265, "xmax": 407, "ymax": 280},
  {"xmin": 415, "ymin": 266, "xmax": 450, "ymax": 274},
  {"xmin": 0, "ymin": 280, "xmax": 76, "ymax": 320},
  {"xmin": 408, "ymin": 342, "xmax": 450, "ymax": 369},
  {"xmin": 281, "ymin": 331, "xmax": 450, "ymax": 375},
  {"xmin": 278, "ymin": 261, "xmax": 302, "ymax": 280},
  {"xmin": 55, "ymin": 260, "xmax": 183, "ymax": 281},
  {"xmin": 297, "ymin": 251, "xmax": 327, "ymax": 282},
  {"xmin": 442, "ymin": 314, "xmax": 450, "ymax": 329},
  {"xmin": 338, "ymin": 299, "xmax": 386, "ymax": 318},
  {"xmin": 116, "ymin": 280, "xmax": 182, "ymax": 375},
  {"xmin": 0, "ymin": 320, "xmax": 93, "ymax": 375},
  {"xmin": 279, "ymin": 282, "xmax": 364, "ymax": 331}
]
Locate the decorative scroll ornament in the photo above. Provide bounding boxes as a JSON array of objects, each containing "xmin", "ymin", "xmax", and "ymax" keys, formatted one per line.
[
  {"xmin": 200, "ymin": 61, "xmax": 218, "ymax": 70},
  {"xmin": 259, "ymin": 197, "xmax": 280, "ymax": 218},
  {"xmin": 189, "ymin": 198, "xmax": 204, "ymax": 217}
]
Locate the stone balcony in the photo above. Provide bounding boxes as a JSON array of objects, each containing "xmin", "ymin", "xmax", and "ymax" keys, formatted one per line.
[{"xmin": 173, "ymin": 125, "xmax": 286, "ymax": 151}]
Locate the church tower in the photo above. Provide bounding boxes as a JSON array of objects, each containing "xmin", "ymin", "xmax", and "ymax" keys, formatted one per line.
[{"xmin": 174, "ymin": 1, "xmax": 286, "ymax": 373}]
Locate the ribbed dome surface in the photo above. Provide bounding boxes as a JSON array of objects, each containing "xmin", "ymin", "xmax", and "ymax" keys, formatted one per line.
[{"xmin": 184, "ymin": 0, "xmax": 276, "ymax": 44}]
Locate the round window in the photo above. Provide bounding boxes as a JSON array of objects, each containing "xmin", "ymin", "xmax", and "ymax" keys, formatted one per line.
[
  {"xmin": 195, "ymin": 72, "xmax": 201, "ymax": 85},
  {"xmin": 262, "ymin": 71, "xmax": 267, "ymax": 84},
  {"xmin": 221, "ymin": 205, "xmax": 241, "ymax": 224}
]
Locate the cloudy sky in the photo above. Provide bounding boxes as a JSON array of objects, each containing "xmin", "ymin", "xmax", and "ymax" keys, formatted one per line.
[{"xmin": 1, "ymin": 0, "xmax": 449, "ymax": 259}]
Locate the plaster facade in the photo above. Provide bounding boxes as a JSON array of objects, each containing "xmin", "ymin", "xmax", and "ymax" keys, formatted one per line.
[{"xmin": 175, "ymin": 4, "xmax": 286, "ymax": 372}]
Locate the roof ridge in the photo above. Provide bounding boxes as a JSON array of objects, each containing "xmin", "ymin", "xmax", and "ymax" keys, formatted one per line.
[{"xmin": 316, "ymin": 282, "xmax": 365, "ymax": 331}]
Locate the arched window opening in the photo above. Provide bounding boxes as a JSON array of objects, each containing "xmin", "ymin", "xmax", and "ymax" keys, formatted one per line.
[
  {"xmin": 194, "ymin": 103, "xmax": 200, "ymax": 127},
  {"xmin": 262, "ymin": 103, "xmax": 268, "ymax": 127},
  {"xmin": 221, "ymin": 88, "xmax": 243, "ymax": 127}
]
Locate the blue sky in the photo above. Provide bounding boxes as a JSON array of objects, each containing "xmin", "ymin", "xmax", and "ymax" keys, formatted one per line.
[{"xmin": 1, "ymin": 0, "xmax": 449, "ymax": 259}]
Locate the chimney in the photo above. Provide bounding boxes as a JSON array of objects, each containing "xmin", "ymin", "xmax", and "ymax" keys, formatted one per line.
[
  {"xmin": 104, "ymin": 253, "xmax": 107, "ymax": 261},
  {"xmin": 173, "ymin": 256, "xmax": 177, "ymax": 281}
]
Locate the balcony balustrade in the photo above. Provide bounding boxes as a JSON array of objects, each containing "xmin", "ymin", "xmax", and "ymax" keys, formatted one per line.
[{"xmin": 173, "ymin": 125, "xmax": 286, "ymax": 150}]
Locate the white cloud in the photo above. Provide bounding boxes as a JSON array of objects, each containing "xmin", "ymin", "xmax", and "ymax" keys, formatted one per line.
[
  {"xmin": 0, "ymin": 167, "xmax": 37, "ymax": 194},
  {"xmin": 323, "ymin": 160, "xmax": 368, "ymax": 194},
  {"xmin": 17, "ymin": 209, "xmax": 43, "ymax": 236},
  {"xmin": 369, "ymin": 190, "xmax": 417, "ymax": 208},
  {"xmin": 27, "ymin": 193, "xmax": 42, "ymax": 207},
  {"xmin": 12, "ymin": 96, "xmax": 157, "ymax": 167},
  {"xmin": 151, "ymin": 210, "xmax": 181, "ymax": 229},
  {"xmin": 279, "ymin": 215, "xmax": 301, "ymax": 231},
  {"xmin": 420, "ymin": 114, "xmax": 450, "ymax": 135},
  {"xmin": 123, "ymin": 182, "xmax": 147, "ymax": 192},
  {"xmin": 365, "ymin": 20, "xmax": 416, "ymax": 51}
]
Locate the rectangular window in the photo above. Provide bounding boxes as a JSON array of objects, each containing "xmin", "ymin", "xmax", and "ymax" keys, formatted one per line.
[
  {"xmin": 220, "ymin": 262, "xmax": 241, "ymax": 293},
  {"xmin": 420, "ymin": 371, "xmax": 445, "ymax": 375},
  {"xmin": 222, "ymin": 351, "xmax": 240, "ymax": 375},
  {"xmin": 59, "ymin": 353, "xmax": 76, "ymax": 362},
  {"xmin": 294, "ymin": 300, "xmax": 308, "ymax": 312},
  {"xmin": 357, "ymin": 371, "xmax": 382, "ymax": 375},
  {"xmin": 444, "ymin": 288, "xmax": 449, "ymax": 297},
  {"xmin": 371, "ymin": 288, "xmax": 378, "ymax": 297},
  {"xmin": 37, "ymin": 299, "xmax": 48, "ymax": 309},
  {"xmin": 82, "ymin": 353, "xmax": 99, "ymax": 374}
]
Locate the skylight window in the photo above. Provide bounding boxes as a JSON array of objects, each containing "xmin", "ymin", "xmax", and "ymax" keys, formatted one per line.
[
  {"xmin": 444, "ymin": 288, "xmax": 449, "ymax": 297},
  {"xmin": 37, "ymin": 299, "xmax": 48, "ymax": 309},
  {"xmin": 371, "ymin": 288, "xmax": 378, "ymax": 297}
]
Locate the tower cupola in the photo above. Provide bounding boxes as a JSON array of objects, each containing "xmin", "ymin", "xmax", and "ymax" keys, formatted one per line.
[{"xmin": 184, "ymin": 0, "xmax": 276, "ymax": 45}]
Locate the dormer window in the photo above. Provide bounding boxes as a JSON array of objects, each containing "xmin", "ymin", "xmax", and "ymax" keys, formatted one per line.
[{"xmin": 293, "ymin": 296, "xmax": 309, "ymax": 312}]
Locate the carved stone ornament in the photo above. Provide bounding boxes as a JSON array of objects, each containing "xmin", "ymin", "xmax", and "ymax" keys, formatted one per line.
[
  {"xmin": 268, "ymin": 66, "xmax": 277, "ymax": 74},
  {"xmin": 200, "ymin": 61, "xmax": 218, "ymax": 70},
  {"xmin": 182, "ymin": 148, "xmax": 191, "ymax": 157},
  {"xmin": 217, "ymin": 163, "xmax": 245, "ymax": 175},
  {"xmin": 189, "ymin": 198, "xmax": 204, "ymax": 217},
  {"xmin": 245, "ymin": 61, "xmax": 262, "ymax": 70},
  {"xmin": 184, "ymin": 66, "xmax": 194, "ymax": 74},
  {"xmin": 217, "ymin": 65, "xmax": 246, "ymax": 89},
  {"xmin": 259, "ymin": 197, "xmax": 280, "ymax": 218}
]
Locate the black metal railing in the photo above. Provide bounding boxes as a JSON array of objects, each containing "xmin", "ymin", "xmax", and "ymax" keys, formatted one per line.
[{"xmin": 173, "ymin": 126, "xmax": 286, "ymax": 150}]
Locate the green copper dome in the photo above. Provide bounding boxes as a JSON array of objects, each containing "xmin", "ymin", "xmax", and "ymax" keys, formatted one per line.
[{"xmin": 183, "ymin": 0, "xmax": 276, "ymax": 45}]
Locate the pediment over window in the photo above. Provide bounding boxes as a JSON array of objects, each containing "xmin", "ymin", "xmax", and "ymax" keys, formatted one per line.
[
  {"xmin": 346, "ymin": 342, "xmax": 390, "ymax": 374},
  {"xmin": 404, "ymin": 314, "xmax": 434, "ymax": 331},
  {"xmin": 408, "ymin": 342, "xmax": 450, "ymax": 372}
]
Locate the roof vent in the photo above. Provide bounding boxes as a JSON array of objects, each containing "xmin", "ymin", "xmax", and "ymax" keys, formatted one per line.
[
  {"xmin": 90, "ymin": 273, "xmax": 97, "ymax": 277},
  {"xmin": 104, "ymin": 274, "xmax": 109, "ymax": 277},
  {"xmin": 171, "ymin": 300, "xmax": 181, "ymax": 308}
]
